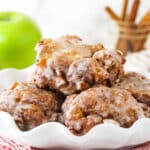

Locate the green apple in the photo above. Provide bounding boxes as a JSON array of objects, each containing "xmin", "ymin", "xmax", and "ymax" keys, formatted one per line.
[{"xmin": 0, "ymin": 11, "xmax": 41, "ymax": 69}]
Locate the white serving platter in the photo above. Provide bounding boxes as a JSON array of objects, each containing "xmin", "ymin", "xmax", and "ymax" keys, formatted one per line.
[{"xmin": 0, "ymin": 64, "xmax": 149, "ymax": 149}]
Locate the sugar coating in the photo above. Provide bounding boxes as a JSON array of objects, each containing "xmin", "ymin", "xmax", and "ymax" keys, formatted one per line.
[
  {"xmin": 0, "ymin": 82, "xmax": 60, "ymax": 131},
  {"xmin": 31, "ymin": 35, "xmax": 124, "ymax": 95},
  {"xmin": 62, "ymin": 86, "xmax": 144, "ymax": 135}
]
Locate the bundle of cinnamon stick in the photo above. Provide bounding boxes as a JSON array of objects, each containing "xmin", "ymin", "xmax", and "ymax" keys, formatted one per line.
[{"xmin": 105, "ymin": 0, "xmax": 150, "ymax": 55}]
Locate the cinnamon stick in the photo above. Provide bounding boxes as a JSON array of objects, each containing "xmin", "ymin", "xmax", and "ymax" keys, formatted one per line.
[
  {"xmin": 139, "ymin": 11, "xmax": 150, "ymax": 24},
  {"xmin": 105, "ymin": 6, "xmax": 121, "ymax": 21},
  {"xmin": 105, "ymin": 0, "xmax": 149, "ymax": 53},
  {"xmin": 127, "ymin": 0, "xmax": 140, "ymax": 23},
  {"xmin": 121, "ymin": 0, "xmax": 129, "ymax": 20}
]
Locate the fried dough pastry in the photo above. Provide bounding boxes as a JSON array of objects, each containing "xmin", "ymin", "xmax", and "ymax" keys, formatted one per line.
[
  {"xmin": 139, "ymin": 103, "xmax": 150, "ymax": 118},
  {"xmin": 0, "ymin": 82, "xmax": 60, "ymax": 131},
  {"xmin": 114, "ymin": 72, "xmax": 150, "ymax": 105},
  {"xmin": 91, "ymin": 48, "xmax": 125, "ymax": 85},
  {"xmin": 62, "ymin": 86, "xmax": 144, "ymax": 135},
  {"xmin": 32, "ymin": 35, "xmax": 125, "ymax": 95}
]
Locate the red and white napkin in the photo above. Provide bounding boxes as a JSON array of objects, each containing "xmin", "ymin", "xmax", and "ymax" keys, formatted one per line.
[
  {"xmin": 0, "ymin": 136, "xmax": 37, "ymax": 150},
  {"xmin": 0, "ymin": 135, "xmax": 149, "ymax": 150}
]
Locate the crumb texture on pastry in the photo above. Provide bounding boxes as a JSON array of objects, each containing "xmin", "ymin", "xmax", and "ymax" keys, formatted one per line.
[
  {"xmin": 62, "ymin": 86, "xmax": 144, "ymax": 135},
  {"xmin": 0, "ymin": 82, "xmax": 61, "ymax": 130},
  {"xmin": 114, "ymin": 72, "xmax": 150, "ymax": 105},
  {"xmin": 32, "ymin": 35, "xmax": 125, "ymax": 95}
]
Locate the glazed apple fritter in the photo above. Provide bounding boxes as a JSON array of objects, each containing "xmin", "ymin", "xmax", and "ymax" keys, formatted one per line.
[
  {"xmin": 0, "ymin": 82, "xmax": 61, "ymax": 131},
  {"xmin": 62, "ymin": 86, "xmax": 144, "ymax": 135},
  {"xmin": 114, "ymin": 72, "xmax": 150, "ymax": 105},
  {"xmin": 32, "ymin": 35, "xmax": 125, "ymax": 95}
]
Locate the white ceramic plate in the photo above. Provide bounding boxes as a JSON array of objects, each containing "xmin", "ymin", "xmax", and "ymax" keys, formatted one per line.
[{"xmin": 0, "ymin": 65, "xmax": 150, "ymax": 149}]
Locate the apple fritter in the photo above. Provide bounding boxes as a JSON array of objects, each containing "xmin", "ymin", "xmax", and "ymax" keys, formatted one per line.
[
  {"xmin": 0, "ymin": 82, "xmax": 61, "ymax": 130},
  {"xmin": 32, "ymin": 35, "xmax": 124, "ymax": 95},
  {"xmin": 62, "ymin": 86, "xmax": 144, "ymax": 135},
  {"xmin": 114, "ymin": 72, "xmax": 150, "ymax": 105}
]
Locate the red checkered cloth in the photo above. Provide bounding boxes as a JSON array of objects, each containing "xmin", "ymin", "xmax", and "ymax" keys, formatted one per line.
[{"xmin": 0, "ymin": 135, "xmax": 149, "ymax": 150}]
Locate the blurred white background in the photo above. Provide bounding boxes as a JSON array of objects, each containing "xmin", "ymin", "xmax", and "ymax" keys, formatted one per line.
[{"xmin": 0, "ymin": 0, "xmax": 150, "ymax": 48}]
